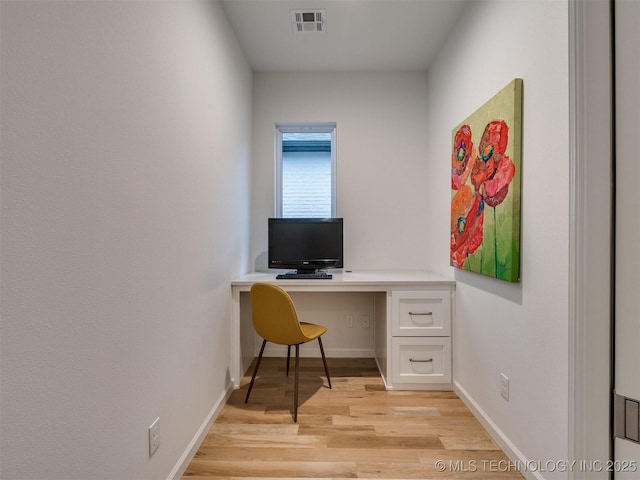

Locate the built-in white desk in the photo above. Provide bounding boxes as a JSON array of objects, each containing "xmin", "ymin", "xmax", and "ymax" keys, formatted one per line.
[{"xmin": 231, "ymin": 270, "xmax": 455, "ymax": 391}]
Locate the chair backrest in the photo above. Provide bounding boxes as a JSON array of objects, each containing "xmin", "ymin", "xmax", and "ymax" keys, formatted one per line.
[{"xmin": 250, "ymin": 283, "xmax": 308, "ymax": 346}]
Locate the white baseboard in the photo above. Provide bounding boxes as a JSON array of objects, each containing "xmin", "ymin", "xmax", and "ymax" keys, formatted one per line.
[
  {"xmin": 262, "ymin": 344, "xmax": 374, "ymax": 358},
  {"xmin": 453, "ymin": 380, "xmax": 545, "ymax": 480},
  {"xmin": 166, "ymin": 382, "xmax": 235, "ymax": 480}
]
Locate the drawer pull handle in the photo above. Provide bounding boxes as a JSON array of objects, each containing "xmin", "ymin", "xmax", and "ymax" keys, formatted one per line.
[
  {"xmin": 409, "ymin": 312, "xmax": 432, "ymax": 316},
  {"xmin": 409, "ymin": 358, "xmax": 433, "ymax": 363}
]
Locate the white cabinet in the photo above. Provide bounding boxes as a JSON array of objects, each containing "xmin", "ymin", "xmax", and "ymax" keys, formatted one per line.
[
  {"xmin": 391, "ymin": 290, "xmax": 451, "ymax": 336},
  {"xmin": 391, "ymin": 337, "xmax": 452, "ymax": 385},
  {"xmin": 387, "ymin": 289, "xmax": 453, "ymax": 390}
]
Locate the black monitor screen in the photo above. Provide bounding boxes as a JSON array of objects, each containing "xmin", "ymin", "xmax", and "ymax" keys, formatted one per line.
[{"xmin": 268, "ymin": 218, "xmax": 343, "ymax": 273}]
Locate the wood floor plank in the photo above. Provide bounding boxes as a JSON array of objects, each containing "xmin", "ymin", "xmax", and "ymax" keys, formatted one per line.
[
  {"xmin": 184, "ymin": 460, "xmax": 357, "ymax": 478},
  {"xmin": 374, "ymin": 423, "xmax": 489, "ymax": 437},
  {"xmin": 181, "ymin": 358, "xmax": 523, "ymax": 479},
  {"xmin": 283, "ymin": 446, "xmax": 423, "ymax": 463},
  {"xmin": 356, "ymin": 462, "xmax": 525, "ymax": 479},
  {"xmin": 208, "ymin": 423, "xmax": 299, "ymax": 435},
  {"xmin": 200, "ymin": 433, "xmax": 327, "ymax": 449},
  {"xmin": 332, "ymin": 414, "xmax": 435, "ymax": 426},
  {"xmin": 327, "ymin": 433, "xmax": 444, "ymax": 449},
  {"xmin": 439, "ymin": 435, "xmax": 500, "ymax": 451},
  {"xmin": 297, "ymin": 424, "xmax": 376, "ymax": 436},
  {"xmin": 265, "ymin": 405, "xmax": 351, "ymax": 416},
  {"xmin": 192, "ymin": 447, "xmax": 287, "ymax": 462}
]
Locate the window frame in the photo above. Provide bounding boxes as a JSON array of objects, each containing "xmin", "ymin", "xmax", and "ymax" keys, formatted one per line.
[{"xmin": 275, "ymin": 123, "xmax": 337, "ymax": 218}]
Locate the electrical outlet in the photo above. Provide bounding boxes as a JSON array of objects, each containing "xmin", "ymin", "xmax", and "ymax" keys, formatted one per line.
[
  {"xmin": 500, "ymin": 373, "xmax": 510, "ymax": 401},
  {"xmin": 362, "ymin": 315, "xmax": 370, "ymax": 328},
  {"xmin": 148, "ymin": 417, "xmax": 160, "ymax": 457},
  {"xmin": 346, "ymin": 315, "xmax": 353, "ymax": 328}
]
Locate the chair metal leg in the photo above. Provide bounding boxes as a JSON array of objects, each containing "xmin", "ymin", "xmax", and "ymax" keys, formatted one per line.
[
  {"xmin": 293, "ymin": 344, "xmax": 300, "ymax": 422},
  {"xmin": 286, "ymin": 345, "xmax": 291, "ymax": 376},
  {"xmin": 245, "ymin": 339, "xmax": 267, "ymax": 403},
  {"xmin": 318, "ymin": 337, "xmax": 332, "ymax": 389}
]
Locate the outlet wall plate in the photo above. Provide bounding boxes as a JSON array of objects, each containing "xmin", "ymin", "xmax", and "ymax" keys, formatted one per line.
[
  {"xmin": 346, "ymin": 315, "xmax": 353, "ymax": 328},
  {"xmin": 500, "ymin": 373, "xmax": 510, "ymax": 401},
  {"xmin": 148, "ymin": 417, "xmax": 160, "ymax": 457}
]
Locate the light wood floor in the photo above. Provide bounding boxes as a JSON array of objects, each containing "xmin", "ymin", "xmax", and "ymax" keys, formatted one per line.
[{"xmin": 182, "ymin": 358, "xmax": 524, "ymax": 479}]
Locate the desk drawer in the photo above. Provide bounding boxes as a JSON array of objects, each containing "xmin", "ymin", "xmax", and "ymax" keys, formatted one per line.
[
  {"xmin": 391, "ymin": 337, "xmax": 451, "ymax": 384},
  {"xmin": 391, "ymin": 290, "xmax": 451, "ymax": 336}
]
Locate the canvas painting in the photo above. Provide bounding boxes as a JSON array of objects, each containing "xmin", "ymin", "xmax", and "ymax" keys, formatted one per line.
[{"xmin": 450, "ymin": 78, "xmax": 523, "ymax": 282}]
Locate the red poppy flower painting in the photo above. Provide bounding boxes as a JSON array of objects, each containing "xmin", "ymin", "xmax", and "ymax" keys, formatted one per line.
[
  {"xmin": 470, "ymin": 120, "xmax": 509, "ymax": 190},
  {"xmin": 451, "ymin": 125, "xmax": 474, "ymax": 190},
  {"xmin": 483, "ymin": 151, "xmax": 515, "ymax": 207},
  {"xmin": 450, "ymin": 186, "xmax": 485, "ymax": 268},
  {"xmin": 449, "ymin": 79, "xmax": 523, "ymax": 282},
  {"xmin": 471, "ymin": 120, "xmax": 516, "ymax": 207}
]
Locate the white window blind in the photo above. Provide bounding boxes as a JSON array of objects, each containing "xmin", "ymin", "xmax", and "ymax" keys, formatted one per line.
[{"xmin": 276, "ymin": 124, "xmax": 336, "ymax": 218}]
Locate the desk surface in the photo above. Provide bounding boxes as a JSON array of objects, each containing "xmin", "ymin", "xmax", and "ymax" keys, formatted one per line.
[{"xmin": 231, "ymin": 270, "xmax": 455, "ymax": 289}]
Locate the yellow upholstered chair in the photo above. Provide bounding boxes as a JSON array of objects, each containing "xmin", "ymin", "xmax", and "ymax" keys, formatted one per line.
[{"xmin": 245, "ymin": 283, "xmax": 332, "ymax": 422}]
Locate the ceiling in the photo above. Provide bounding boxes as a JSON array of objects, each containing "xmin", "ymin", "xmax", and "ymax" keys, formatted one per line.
[{"xmin": 219, "ymin": 0, "xmax": 469, "ymax": 72}]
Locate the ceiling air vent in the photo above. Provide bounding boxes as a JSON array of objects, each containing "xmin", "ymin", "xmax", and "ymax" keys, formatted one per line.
[{"xmin": 290, "ymin": 9, "xmax": 326, "ymax": 34}]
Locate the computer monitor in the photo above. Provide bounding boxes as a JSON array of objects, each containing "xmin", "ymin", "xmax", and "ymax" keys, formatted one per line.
[{"xmin": 268, "ymin": 218, "xmax": 343, "ymax": 274}]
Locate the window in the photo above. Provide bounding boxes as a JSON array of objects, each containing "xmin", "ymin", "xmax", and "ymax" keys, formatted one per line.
[{"xmin": 275, "ymin": 123, "xmax": 336, "ymax": 218}]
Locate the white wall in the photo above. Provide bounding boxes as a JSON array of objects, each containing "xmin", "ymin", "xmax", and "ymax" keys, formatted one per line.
[
  {"xmin": 423, "ymin": 1, "xmax": 570, "ymax": 477},
  {"xmin": 251, "ymin": 72, "xmax": 431, "ymax": 272},
  {"xmin": 0, "ymin": 2, "xmax": 252, "ymax": 479}
]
